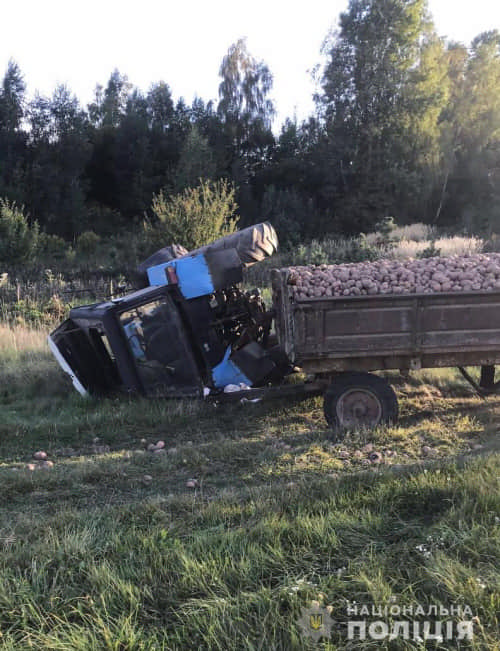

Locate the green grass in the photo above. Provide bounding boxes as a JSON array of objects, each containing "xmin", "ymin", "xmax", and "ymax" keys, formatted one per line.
[{"xmin": 0, "ymin": 326, "xmax": 499, "ymax": 649}]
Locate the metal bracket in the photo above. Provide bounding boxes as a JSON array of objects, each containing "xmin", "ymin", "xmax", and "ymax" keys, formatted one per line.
[
  {"xmin": 410, "ymin": 357, "xmax": 421, "ymax": 371},
  {"xmin": 457, "ymin": 367, "xmax": 488, "ymax": 399}
]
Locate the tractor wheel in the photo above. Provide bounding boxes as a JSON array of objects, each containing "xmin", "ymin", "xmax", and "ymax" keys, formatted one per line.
[{"xmin": 189, "ymin": 222, "xmax": 278, "ymax": 266}]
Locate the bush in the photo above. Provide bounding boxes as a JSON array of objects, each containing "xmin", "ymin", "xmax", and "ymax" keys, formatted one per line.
[
  {"xmin": 76, "ymin": 231, "xmax": 101, "ymax": 257},
  {"xmin": 293, "ymin": 235, "xmax": 381, "ymax": 266},
  {"xmin": 148, "ymin": 179, "xmax": 238, "ymax": 250},
  {"xmin": 0, "ymin": 199, "xmax": 39, "ymax": 266},
  {"xmin": 38, "ymin": 233, "xmax": 69, "ymax": 265},
  {"xmin": 416, "ymin": 240, "xmax": 441, "ymax": 259}
]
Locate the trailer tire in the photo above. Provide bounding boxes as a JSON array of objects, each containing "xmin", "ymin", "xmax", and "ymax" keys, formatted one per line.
[{"xmin": 323, "ymin": 372, "xmax": 398, "ymax": 435}]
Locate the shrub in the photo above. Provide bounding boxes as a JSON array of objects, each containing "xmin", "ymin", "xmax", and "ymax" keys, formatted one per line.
[
  {"xmin": 38, "ymin": 233, "xmax": 69, "ymax": 265},
  {"xmin": 148, "ymin": 179, "xmax": 238, "ymax": 250},
  {"xmin": 76, "ymin": 231, "xmax": 101, "ymax": 257},
  {"xmin": 416, "ymin": 240, "xmax": 441, "ymax": 259},
  {"xmin": 293, "ymin": 235, "xmax": 381, "ymax": 266},
  {"xmin": 0, "ymin": 199, "xmax": 39, "ymax": 266}
]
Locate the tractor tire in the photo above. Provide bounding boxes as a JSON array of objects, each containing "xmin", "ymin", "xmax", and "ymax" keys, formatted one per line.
[{"xmin": 188, "ymin": 222, "xmax": 278, "ymax": 266}]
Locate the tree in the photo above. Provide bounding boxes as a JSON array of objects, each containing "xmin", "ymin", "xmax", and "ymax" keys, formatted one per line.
[
  {"xmin": 86, "ymin": 78, "xmax": 144, "ymax": 225},
  {"xmin": 398, "ymin": 33, "xmax": 450, "ymax": 218},
  {"xmin": 260, "ymin": 185, "xmax": 319, "ymax": 246},
  {"xmin": 27, "ymin": 93, "xmax": 52, "ymax": 142},
  {"xmin": 217, "ymin": 39, "xmax": 276, "ymax": 221},
  {"xmin": 113, "ymin": 89, "xmax": 154, "ymax": 218},
  {"xmin": 23, "ymin": 87, "xmax": 90, "ymax": 237},
  {"xmin": 149, "ymin": 179, "xmax": 238, "ymax": 250},
  {"xmin": 49, "ymin": 86, "xmax": 90, "ymax": 236},
  {"xmin": 317, "ymin": 0, "xmax": 446, "ymax": 229},
  {"xmin": 147, "ymin": 82, "xmax": 174, "ymax": 132},
  {"xmin": 0, "ymin": 61, "xmax": 27, "ymax": 204},
  {"xmin": 218, "ymin": 38, "xmax": 275, "ymax": 139},
  {"xmin": 51, "ymin": 84, "xmax": 87, "ymax": 137},
  {"xmin": 0, "ymin": 60, "xmax": 25, "ymax": 131},
  {"xmin": 174, "ymin": 125, "xmax": 216, "ymax": 191},
  {"xmin": 217, "ymin": 39, "xmax": 275, "ymax": 164},
  {"xmin": 189, "ymin": 97, "xmax": 232, "ymax": 184},
  {"xmin": 88, "ymin": 69, "xmax": 132, "ymax": 128},
  {"xmin": 438, "ymin": 31, "xmax": 500, "ymax": 228},
  {"xmin": 458, "ymin": 32, "xmax": 500, "ymax": 155}
]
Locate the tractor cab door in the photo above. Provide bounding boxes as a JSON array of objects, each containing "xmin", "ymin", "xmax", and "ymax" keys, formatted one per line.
[{"xmin": 118, "ymin": 293, "xmax": 202, "ymax": 397}]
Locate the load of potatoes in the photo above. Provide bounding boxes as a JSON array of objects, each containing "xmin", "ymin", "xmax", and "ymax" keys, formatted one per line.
[{"xmin": 287, "ymin": 253, "xmax": 500, "ymax": 300}]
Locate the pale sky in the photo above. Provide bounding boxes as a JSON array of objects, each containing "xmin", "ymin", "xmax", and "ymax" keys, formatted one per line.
[{"xmin": 1, "ymin": 0, "xmax": 499, "ymax": 128}]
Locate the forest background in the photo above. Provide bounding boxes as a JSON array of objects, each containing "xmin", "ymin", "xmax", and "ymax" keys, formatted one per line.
[{"xmin": 0, "ymin": 0, "xmax": 499, "ymax": 276}]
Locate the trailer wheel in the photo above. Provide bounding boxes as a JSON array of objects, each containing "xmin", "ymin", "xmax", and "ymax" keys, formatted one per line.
[{"xmin": 323, "ymin": 372, "xmax": 398, "ymax": 433}]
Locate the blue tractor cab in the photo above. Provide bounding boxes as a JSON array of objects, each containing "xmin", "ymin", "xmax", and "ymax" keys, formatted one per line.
[{"xmin": 49, "ymin": 223, "xmax": 290, "ymax": 398}]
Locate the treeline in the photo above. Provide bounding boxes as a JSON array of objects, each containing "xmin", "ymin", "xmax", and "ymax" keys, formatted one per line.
[{"xmin": 0, "ymin": 0, "xmax": 499, "ymax": 252}]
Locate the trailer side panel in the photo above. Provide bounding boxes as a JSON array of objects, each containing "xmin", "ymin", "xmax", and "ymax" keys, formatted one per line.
[{"xmin": 271, "ymin": 269, "xmax": 500, "ymax": 373}]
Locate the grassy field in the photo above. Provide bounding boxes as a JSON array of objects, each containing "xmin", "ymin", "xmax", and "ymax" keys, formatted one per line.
[{"xmin": 0, "ymin": 325, "xmax": 499, "ymax": 649}]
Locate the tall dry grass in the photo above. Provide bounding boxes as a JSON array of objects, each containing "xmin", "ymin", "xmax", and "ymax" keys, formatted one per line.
[
  {"xmin": 392, "ymin": 235, "xmax": 483, "ymax": 259},
  {"xmin": 365, "ymin": 222, "xmax": 435, "ymax": 245},
  {"xmin": 0, "ymin": 324, "xmax": 48, "ymax": 360},
  {"xmin": 0, "ymin": 324, "xmax": 67, "ymax": 398}
]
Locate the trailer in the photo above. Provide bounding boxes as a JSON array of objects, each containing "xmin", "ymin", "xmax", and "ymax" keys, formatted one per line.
[{"xmin": 272, "ymin": 268, "xmax": 500, "ymax": 429}]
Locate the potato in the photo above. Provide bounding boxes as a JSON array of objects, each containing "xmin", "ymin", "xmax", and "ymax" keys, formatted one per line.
[{"xmin": 287, "ymin": 252, "xmax": 500, "ymax": 300}]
